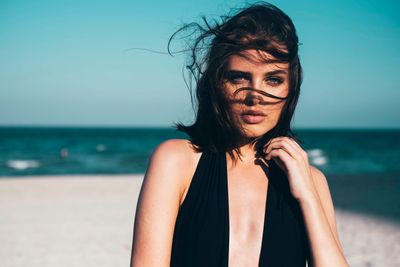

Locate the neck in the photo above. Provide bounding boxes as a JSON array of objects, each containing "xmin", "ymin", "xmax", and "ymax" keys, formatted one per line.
[{"xmin": 230, "ymin": 136, "xmax": 260, "ymax": 163}]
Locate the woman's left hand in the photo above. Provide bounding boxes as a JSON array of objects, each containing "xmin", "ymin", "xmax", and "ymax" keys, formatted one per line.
[{"xmin": 263, "ymin": 136, "xmax": 318, "ymax": 202}]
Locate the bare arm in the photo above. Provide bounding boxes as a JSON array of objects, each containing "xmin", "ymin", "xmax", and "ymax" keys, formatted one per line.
[
  {"xmin": 264, "ymin": 137, "xmax": 349, "ymax": 266},
  {"xmin": 302, "ymin": 166, "xmax": 348, "ymax": 267},
  {"xmin": 129, "ymin": 139, "xmax": 192, "ymax": 267}
]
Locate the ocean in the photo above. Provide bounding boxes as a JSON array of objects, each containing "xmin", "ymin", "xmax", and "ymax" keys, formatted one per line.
[{"xmin": 1, "ymin": 127, "xmax": 399, "ymax": 177}]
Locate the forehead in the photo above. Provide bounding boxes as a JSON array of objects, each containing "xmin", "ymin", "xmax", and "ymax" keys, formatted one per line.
[{"xmin": 225, "ymin": 49, "xmax": 289, "ymax": 72}]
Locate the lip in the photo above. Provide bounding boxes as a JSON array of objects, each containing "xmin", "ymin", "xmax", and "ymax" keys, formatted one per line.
[
  {"xmin": 241, "ymin": 109, "xmax": 266, "ymax": 116},
  {"xmin": 241, "ymin": 110, "xmax": 266, "ymax": 124}
]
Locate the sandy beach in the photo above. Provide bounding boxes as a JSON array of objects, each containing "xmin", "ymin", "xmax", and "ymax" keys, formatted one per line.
[{"xmin": 0, "ymin": 174, "xmax": 399, "ymax": 267}]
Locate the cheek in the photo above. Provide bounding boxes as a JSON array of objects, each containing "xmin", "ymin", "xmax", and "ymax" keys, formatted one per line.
[
  {"xmin": 268, "ymin": 102, "xmax": 286, "ymax": 121},
  {"xmin": 269, "ymin": 102, "xmax": 286, "ymax": 115}
]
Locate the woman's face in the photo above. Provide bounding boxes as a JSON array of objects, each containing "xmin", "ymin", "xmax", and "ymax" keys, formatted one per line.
[{"xmin": 221, "ymin": 49, "xmax": 290, "ymax": 140}]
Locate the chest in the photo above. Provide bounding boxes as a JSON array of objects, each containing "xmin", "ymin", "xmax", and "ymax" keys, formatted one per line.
[{"xmin": 226, "ymin": 166, "xmax": 269, "ymax": 267}]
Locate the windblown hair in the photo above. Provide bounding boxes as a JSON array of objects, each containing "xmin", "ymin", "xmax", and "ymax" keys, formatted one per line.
[{"xmin": 168, "ymin": 2, "xmax": 303, "ymax": 161}]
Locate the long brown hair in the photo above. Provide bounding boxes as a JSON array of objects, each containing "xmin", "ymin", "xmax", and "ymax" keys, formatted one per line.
[{"xmin": 169, "ymin": 2, "xmax": 303, "ymax": 161}]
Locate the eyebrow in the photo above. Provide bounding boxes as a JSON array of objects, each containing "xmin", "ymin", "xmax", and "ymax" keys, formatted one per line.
[{"xmin": 226, "ymin": 69, "xmax": 288, "ymax": 76}]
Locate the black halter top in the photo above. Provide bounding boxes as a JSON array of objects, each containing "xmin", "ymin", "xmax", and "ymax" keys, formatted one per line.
[{"xmin": 170, "ymin": 150, "xmax": 310, "ymax": 267}]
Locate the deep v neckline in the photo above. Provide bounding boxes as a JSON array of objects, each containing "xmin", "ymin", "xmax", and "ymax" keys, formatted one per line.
[
  {"xmin": 170, "ymin": 150, "xmax": 308, "ymax": 267},
  {"xmin": 223, "ymin": 151, "xmax": 271, "ymax": 267}
]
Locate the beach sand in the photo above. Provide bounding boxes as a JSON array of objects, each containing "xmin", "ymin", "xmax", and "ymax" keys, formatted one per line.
[{"xmin": 0, "ymin": 174, "xmax": 399, "ymax": 267}]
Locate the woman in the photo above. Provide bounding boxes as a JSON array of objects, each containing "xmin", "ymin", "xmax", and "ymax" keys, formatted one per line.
[{"xmin": 130, "ymin": 2, "xmax": 349, "ymax": 267}]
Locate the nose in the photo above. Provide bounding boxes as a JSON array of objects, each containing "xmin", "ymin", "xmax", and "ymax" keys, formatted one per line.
[
  {"xmin": 244, "ymin": 90, "xmax": 263, "ymax": 106},
  {"xmin": 245, "ymin": 77, "xmax": 265, "ymax": 105}
]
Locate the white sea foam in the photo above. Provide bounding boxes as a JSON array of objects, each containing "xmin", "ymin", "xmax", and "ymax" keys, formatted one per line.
[
  {"xmin": 307, "ymin": 148, "xmax": 324, "ymax": 157},
  {"xmin": 6, "ymin": 160, "xmax": 41, "ymax": 170},
  {"xmin": 306, "ymin": 148, "xmax": 328, "ymax": 166},
  {"xmin": 310, "ymin": 156, "xmax": 328, "ymax": 166}
]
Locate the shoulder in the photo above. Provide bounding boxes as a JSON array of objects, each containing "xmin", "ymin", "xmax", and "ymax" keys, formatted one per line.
[
  {"xmin": 152, "ymin": 138, "xmax": 195, "ymax": 155},
  {"xmin": 309, "ymin": 165, "xmax": 326, "ymax": 181},
  {"xmin": 310, "ymin": 165, "xmax": 336, "ymax": 223},
  {"xmin": 150, "ymin": 138, "xmax": 198, "ymax": 168},
  {"xmin": 309, "ymin": 165, "xmax": 330, "ymax": 193},
  {"xmin": 147, "ymin": 138, "xmax": 201, "ymax": 199},
  {"xmin": 136, "ymin": 138, "xmax": 200, "ymax": 223},
  {"xmin": 131, "ymin": 139, "xmax": 200, "ymax": 265}
]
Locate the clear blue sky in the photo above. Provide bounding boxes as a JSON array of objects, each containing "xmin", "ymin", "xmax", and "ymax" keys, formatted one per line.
[{"xmin": 1, "ymin": 0, "xmax": 399, "ymax": 128}]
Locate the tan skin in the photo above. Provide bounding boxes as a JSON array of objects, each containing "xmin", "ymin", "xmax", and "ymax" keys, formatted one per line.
[{"xmin": 130, "ymin": 49, "xmax": 349, "ymax": 267}]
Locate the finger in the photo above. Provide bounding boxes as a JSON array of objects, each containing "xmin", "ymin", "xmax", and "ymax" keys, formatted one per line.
[
  {"xmin": 284, "ymin": 137, "xmax": 309, "ymax": 161},
  {"xmin": 265, "ymin": 141, "xmax": 296, "ymax": 159},
  {"xmin": 265, "ymin": 137, "xmax": 296, "ymax": 149},
  {"xmin": 265, "ymin": 137, "xmax": 306, "ymax": 160},
  {"xmin": 265, "ymin": 148, "xmax": 291, "ymax": 172},
  {"xmin": 286, "ymin": 137, "xmax": 306, "ymax": 153},
  {"xmin": 264, "ymin": 138, "xmax": 299, "ymax": 159}
]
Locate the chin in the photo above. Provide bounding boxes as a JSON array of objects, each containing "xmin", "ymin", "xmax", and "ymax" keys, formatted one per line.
[{"xmin": 239, "ymin": 125, "xmax": 274, "ymax": 139}]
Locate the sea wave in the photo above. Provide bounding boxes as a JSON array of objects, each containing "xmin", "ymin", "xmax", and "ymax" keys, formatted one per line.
[
  {"xmin": 307, "ymin": 148, "xmax": 328, "ymax": 166},
  {"xmin": 6, "ymin": 160, "xmax": 41, "ymax": 170}
]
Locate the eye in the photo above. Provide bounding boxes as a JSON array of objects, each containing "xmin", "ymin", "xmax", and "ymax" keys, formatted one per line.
[
  {"xmin": 266, "ymin": 76, "xmax": 284, "ymax": 86},
  {"xmin": 225, "ymin": 72, "xmax": 248, "ymax": 84}
]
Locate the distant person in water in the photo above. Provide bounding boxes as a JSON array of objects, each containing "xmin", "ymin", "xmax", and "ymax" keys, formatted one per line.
[
  {"xmin": 59, "ymin": 148, "xmax": 68, "ymax": 159},
  {"xmin": 130, "ymin": 2, "xmax": 349, "ymax": 267}
]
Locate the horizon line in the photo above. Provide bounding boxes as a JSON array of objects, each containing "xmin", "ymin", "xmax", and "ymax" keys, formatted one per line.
[{"xmin": 0, "ymin": 124, "xmax": 399, "ymax": 131}]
